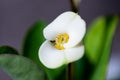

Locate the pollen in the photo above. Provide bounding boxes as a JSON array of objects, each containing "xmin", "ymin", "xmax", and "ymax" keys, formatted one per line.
[{"xmin": 55, "ymin": 33, "xmax": 69, "ymax": 50}]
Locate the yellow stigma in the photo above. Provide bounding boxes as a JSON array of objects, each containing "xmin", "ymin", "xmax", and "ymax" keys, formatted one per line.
[{"xmin": 55, "ymin": 33, "xmax": 69, "ymax": 50}]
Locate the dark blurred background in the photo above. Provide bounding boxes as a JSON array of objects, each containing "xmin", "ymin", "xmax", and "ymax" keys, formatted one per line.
[{"xmin": 0, "ymin": 0, "xmax": 120, "ymax": 80}]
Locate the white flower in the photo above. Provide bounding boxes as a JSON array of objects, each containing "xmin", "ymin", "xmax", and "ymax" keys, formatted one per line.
[{"xmin": 38, "ymin": 11, "xmax": 86, "ymax": 69}]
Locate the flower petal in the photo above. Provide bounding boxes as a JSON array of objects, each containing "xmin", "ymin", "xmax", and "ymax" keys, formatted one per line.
[
  {"xmin": 65, "ymin": 45, "xmax": 84, "ymax": 63},
  {"xmin": 43, "ymin": 11, "xmax": 78, "ymax": 40},
  {"xmin": 38, "ymin": 41, "xmax": 65, "ymax": 69},
  {"xmin": 64, "ymin": 16, "xmax": 86, "ymax": 48}
]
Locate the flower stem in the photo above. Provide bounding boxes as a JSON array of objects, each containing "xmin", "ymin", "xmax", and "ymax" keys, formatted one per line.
[
  {"xmin": 67, "ymin": 63, "xmax": 75, "ymax": 80},
  {"xmin": 70, "ymin": 0, "xmax": 80, "ymax": 13},
  {"xmin": 67, "ymin": 63, "xmax": 72, "ymax": 80}
]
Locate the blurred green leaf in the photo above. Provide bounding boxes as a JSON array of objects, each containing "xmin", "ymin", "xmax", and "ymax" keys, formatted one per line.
[
  {"xmin": 0, "ymin": 46, "xmax": 18, "ymax": 54},
  {"xmin": 84, "ymin": 16, "xmax": 118, "ymax": 80},
  {"xmin": 90, "ymin": 16, "xmax": 118, "ymax": 80},
  {"xmin": 22, "ymin": 21, "xmax": 66, "ymax": 80},
  {"xmin": 74, "ymin": 55, "xmax": 94, "ymax": 80},
  {"xmin": 22, "ymin": 21, "xmax": 46, "ymax": 62},
  {"xmin": 84, "ymin": 17, "xmax": 106, "ymax": 64},
  {"xmin": 0, "ymin": 54, "xmax": 45, "ymax": 80}
]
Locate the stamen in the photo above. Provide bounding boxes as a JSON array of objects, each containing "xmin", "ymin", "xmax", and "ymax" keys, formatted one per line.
[{"xmin": 55, "ymin": 33, "xmax": 69, "ymax": 50}]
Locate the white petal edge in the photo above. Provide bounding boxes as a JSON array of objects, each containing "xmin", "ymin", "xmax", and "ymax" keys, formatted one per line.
[
  {"xmin": 38, "ymin": 40, "xmax": 65, "ymax": 69},
  {"xmin": 64, "ymin": 16, "xmax": 86, "ymax": 48},
  {"xmin": 43, "ymin": 11, "xmax": 79, "ymax": 40},
  {"xmin": 65, "ymin": 45, "xmax": 84, "ymax": 63}
]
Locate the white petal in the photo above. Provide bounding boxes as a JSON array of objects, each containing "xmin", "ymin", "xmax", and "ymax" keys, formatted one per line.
[
  {"xmin": 38, "ymin": 41, "xmax": 65, "ymax": 69},
  {"xmin": 43, "ymin": 11, "xmax": 79, "ymax": 40},
  {"xmin": 64, "ymin": 16, "xmax": 86, "ymax": 48},
  {"xmin": 65, "ymin": 45, "xmax": 84, "ymax": 63}
]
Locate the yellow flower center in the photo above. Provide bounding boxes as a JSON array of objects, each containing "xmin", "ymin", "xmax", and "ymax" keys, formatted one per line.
[{"xmin": 55, "ymin": 33, "xmax": 69, "ymax": 50}]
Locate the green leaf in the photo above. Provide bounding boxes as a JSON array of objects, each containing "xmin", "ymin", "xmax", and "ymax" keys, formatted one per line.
[
  {"xmin": 84, "ymin": 16, "xmax": 118, "ymax": 80},
  {"xmin": 22, "ymin": 21, "xmax": 66, "ymax": 80},
  {"xmin": 0, "ymin": 46, "xmax": 18, "ymax": 54},
  {"xmin": 22, "ymin": 21, "xmax": 46, "ymax": 62},
  {"xmin": 0, "ymin": 54, "xmax": 46, "ymax": 80},
  {"xmin": 75, "ymin": 55, "xmax": 94, "ymax": 80},
  {"xmin": 90, "ymin": 16, "xmax": 118, "ymax": 80},
  {"xmin": 84, "ymin": 17, "xmax": 106, "ymax": 64}
]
